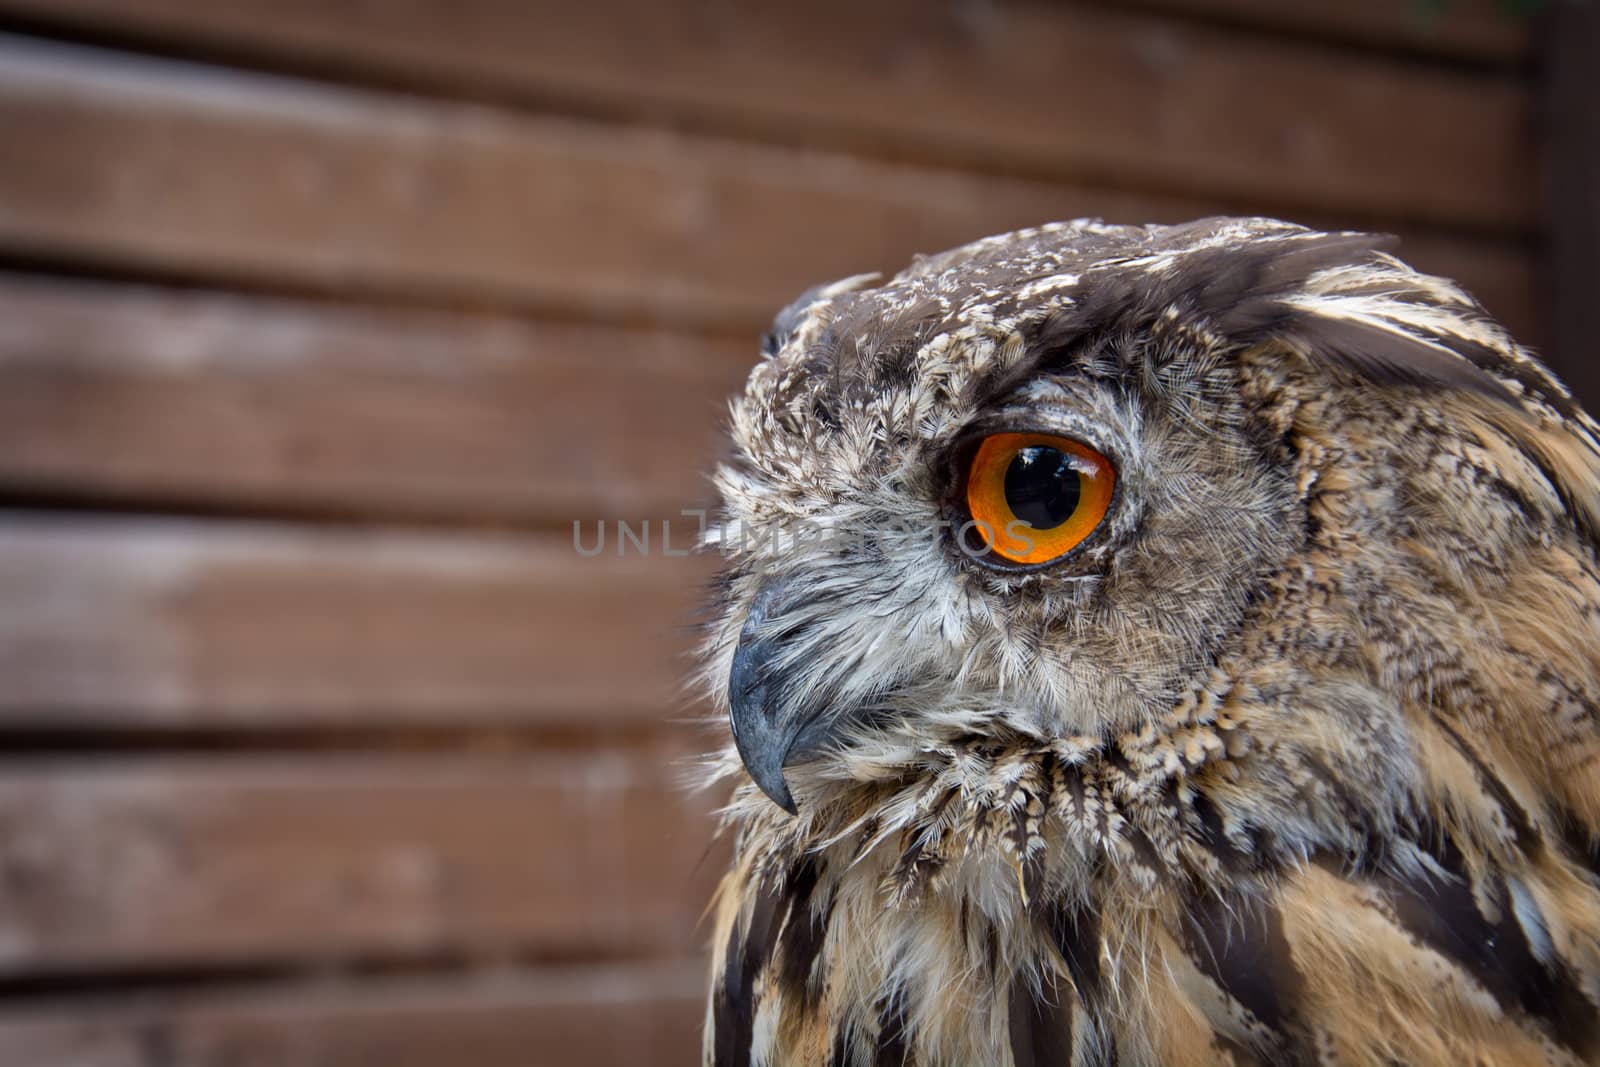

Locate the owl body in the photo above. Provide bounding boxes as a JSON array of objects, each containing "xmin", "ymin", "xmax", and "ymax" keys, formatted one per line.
[{"xmin": 701, "ymin": 219, "xmax": 1600, "ymax": 1066}]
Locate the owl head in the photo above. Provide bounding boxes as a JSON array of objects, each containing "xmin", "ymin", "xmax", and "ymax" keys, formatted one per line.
[{"xmin": 702, "ymin": 217, "xmax": 1600, "ymax": 837}]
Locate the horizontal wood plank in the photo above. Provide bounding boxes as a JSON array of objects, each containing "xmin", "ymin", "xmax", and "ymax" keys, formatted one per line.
[
  {"xmin": 0, "ymin": 34, "xmax": 1215, "ymax": 330},
  {"xmin": 0, "ymin": 516, "xmax": 714, "ymax": 725},
  {"xmin": 0, "ymin": 36, "xmax": 1542, "ymax": 335},
  {"xmin": 0, "ymin": 4, "xmax": 1533, "ymax": 227},
  {"xmin": 1129, "ymin": 0, "xmax": 1530, "ymax": 61},
  {"xmin": 0, "ymin": 961, "xmax": 705, "ymax": 1067},
  {"xmin": 0, "ymin": 755, "xmax": 720, "ymax": 973},
  {"xmin": 0, "ymin": 274, "xmax": 752, "ymax": 520}
]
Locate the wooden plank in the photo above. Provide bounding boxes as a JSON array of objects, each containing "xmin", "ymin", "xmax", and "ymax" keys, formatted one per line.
[
  {"xmin": 1539, "ymin": 0, "xmax": 1600, "ymax": 406},
  {"xmin": 0, "ymin": 37, "xmax": 1542, "ymax": 334},
  {"xmin": 0, "ymin": 19, "xmax": 1550, "ymax": 339},
  {"xmin": 1129, "ymin": 0, "xmax": 1531, "ymax": 62},
  {"xmin": 0, "ymin": 755, "xmax": 720, "ymax": 973},
  {"xmin": 0, "ymin": 13, "xmax": 1533, "ymax": 290},
  {"xmin": 0, "ymin": 962, "xmax": 705, "ymax": 1067},
  {"xmin": 0, "ymin": 33, "xmax": 1211, "ymax": 331},
  {"xmin": 0, "ymin": 964, "xmax": 704, "ymax": 1067},
  {"xmin": 0, "ymin": 516, "xmax": 714, "ymax": 725},
  {"xmin": 0, "ymin": 274, "xmax": 752, "ymax": 521},
  {"xmin": 0, "ymin": 0, "xmax": 1532, "ymax": 74}
]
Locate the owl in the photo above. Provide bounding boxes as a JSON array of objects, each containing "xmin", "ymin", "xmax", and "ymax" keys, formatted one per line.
[{"xmin": 698, "ymin": 218, "xmax": 1600, "ymax": 1067}]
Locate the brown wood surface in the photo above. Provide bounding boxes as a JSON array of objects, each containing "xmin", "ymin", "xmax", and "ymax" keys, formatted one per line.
[
  {"xmin": 1128, "ymin": 0, "xmax": 1531, "ymax": 61},
  {"xmin": 0, "ymin": 516, "xmax": 714, "ymax": 726},
  {"xmin": 0, "ymin": 961, "xmax": 705, "ymax": 1067},
  {"xmin": 0, "ymin": 965, "xmax": 703, "ymax": 1067},
  {"xmin": 0, "ymin": 11, "xmax": 1534, "ymax": 290},
  {"xmin": 1539, "ymin": 0, "xmax": 1599, "ymax": 404},
  {"xmin": 0, "ymin": 0, "xmax": 1533, "ymax": 66},
  {"xmin": 0, "ymin": 34, "xmax": 1209, "ymax": 330},
  {"xmin": 0, "ymin": 32, "xmax": 1549, "ymax": 340},
  {"xmin": 0, "ymin": 273, "xmax": 751, "ymax": 520},
  {"xmin": 0, "ymin": 754, "xmax": 719, "ymax": 973}
]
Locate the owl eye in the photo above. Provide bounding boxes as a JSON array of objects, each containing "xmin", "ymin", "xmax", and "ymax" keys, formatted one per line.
[{"xmin": 961, "ymin": 432, "xmax": 1116, "ymax": 566}]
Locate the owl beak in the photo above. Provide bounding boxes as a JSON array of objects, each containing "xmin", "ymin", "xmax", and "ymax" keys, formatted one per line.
[{"xmin": 727, "ymin": 578, "xmax": 832, "ymax": 816}]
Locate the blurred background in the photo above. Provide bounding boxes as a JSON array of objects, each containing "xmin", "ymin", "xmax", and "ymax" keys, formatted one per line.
[{"xmin": 0, "ymin": 1, "xmax": 1591, "ymax": 1064}]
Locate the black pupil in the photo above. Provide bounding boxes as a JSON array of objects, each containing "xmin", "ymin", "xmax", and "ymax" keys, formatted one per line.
[{"xmin": 1004, "ymin": 446, "xmax": 1082, "ymax": 531}]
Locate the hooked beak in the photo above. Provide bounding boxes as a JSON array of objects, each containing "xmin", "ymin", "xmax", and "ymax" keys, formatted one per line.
[{"xmin": 727, "ymin": 578, "xmax": 837, "ymax": 815}]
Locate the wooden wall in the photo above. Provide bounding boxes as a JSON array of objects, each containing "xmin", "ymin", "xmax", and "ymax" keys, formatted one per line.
[{"xmin": 0, "ymin": 3, "xmax": 1551, "ymax": 1064}]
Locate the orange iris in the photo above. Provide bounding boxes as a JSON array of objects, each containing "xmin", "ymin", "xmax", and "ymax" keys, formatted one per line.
[{"xmin": 963, "ymin": 432, "xmax": 1115, "ymax": 565}]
